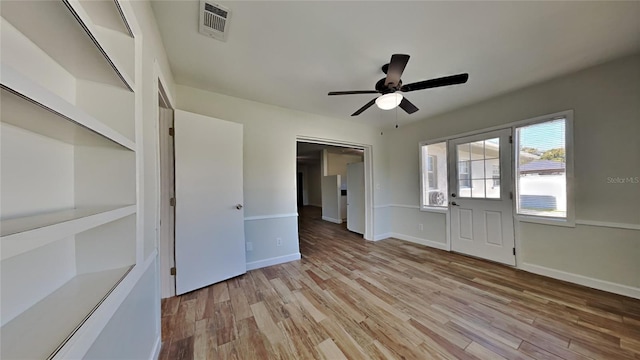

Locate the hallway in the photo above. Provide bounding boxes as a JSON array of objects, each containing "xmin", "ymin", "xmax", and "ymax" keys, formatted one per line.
[{"xmin": 160, "ymin": 206, "xmax": 640, "ymax": 359}]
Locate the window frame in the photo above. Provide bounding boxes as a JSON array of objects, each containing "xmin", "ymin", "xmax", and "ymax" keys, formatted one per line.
[
  {"xmin": 417, "ymin": 110, "xmax": 574, "ymax": 226},
  {"xmin": 419, "ymin": 140, "xmax": 449, "ymax": 212},
  {"xmin": 513, "ymin": 111, "xmax": 575, "ymax": 227}
]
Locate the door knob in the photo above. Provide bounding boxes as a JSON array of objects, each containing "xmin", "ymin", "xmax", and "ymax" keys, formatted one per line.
[
  {"xmin": 236, "ymin": 204, "xmax": 243, "ymax": 210},
  {"xmin": 451, "ymin": 202, "xmax": 459, "ymax": 206},
  {"xmin": 451, "ymin": 193, "xmax": 456, "ymax": 198}
]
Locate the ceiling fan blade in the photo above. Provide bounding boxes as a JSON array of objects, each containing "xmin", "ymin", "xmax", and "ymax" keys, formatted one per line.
[
  {"xmin": 401, "ymin": 73, "xmax": 469, "ymax": 92},
  {"xmin": 328, "ymin": 90, "xmax": 379, "ymax": 96},
  {"xmin": 385, "ymin": 54, "xmax": 410, "ymax": 87},
  {"xmin": 351, "ymin": 98, "xmax": 377, "ymax": 116},
  {"xmin": 399, "ymin": 97, "xmax": 419, "ymax": 114}
]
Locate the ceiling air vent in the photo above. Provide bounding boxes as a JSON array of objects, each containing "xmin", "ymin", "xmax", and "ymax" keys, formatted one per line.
[{"xmin": 199, "ymin": 1, "xmax": 231, "ymax": 41}]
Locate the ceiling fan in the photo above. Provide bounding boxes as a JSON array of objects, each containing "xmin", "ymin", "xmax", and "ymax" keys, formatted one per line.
[{"xmin": 328, "ymin": 54, "xmax": 469, "ymax": 116}]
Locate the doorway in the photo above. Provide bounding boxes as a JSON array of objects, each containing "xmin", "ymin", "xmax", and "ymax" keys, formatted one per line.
[
  {"xmin": 296, "ymin": 140, "xmax": 368, "ymax": 238},
  {"xmin": 448, "ymin": 129, "xmax": 516, "ymax": 265},
  {"xmin": 158, "ymin": 82, "xmax": 176, "ymax": 298}
]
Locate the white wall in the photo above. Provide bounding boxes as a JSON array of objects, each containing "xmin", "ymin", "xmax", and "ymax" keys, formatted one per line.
[
  {"xmin": 176, "ymin": 85, "xmax": 390, "ymax": 265},
  {"xmin": 386, "ymin": 54, "xmax": 640, "ymax": 294},
  {"xmin": 327, "ymin": 152, "xmax": 364, "ymax": 189}
]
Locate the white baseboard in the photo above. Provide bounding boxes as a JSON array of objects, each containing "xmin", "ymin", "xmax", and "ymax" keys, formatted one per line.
[
  {"xmin": 149, "ymin": 336, "xmax": 161, "ymax": 360},
  {"xmin": 373, "ymin": 233, "xmax": 391, "ymax": 241},
  {"xmin": 520, "ymin": 262, "xmax": 640, "ymax": 300},
  {"xmin": 388, "ymin": 232, "xmax": 449, "ymax": 251},
  {"xmin": 322, "ymin": 216, "xmax": 342, "ymax": 224},
  {"xmin": 246, "ymin": 253, "xmax": 301, "ymax": 271}
]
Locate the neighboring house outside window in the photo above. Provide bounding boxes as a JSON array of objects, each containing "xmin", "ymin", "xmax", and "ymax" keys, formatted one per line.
[{"xmin": 420, "ymin": 142, "xmax": 448, "ymax": 208}]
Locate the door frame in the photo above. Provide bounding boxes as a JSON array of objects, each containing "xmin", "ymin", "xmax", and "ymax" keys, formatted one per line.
[
  {"xmin": 447, "ymin": 128, "xmax": 515, "ymax": 266},
  {"xmin": 154, "ymin": 62, "xmax": 177, "ymax": 298},
  {"xmin": 296, "ymin": 136, "xmax": 374, "ymax": 241},
  {"xmin": 419, "ymin": 109, "xmax": 574, "ymax": 267}
]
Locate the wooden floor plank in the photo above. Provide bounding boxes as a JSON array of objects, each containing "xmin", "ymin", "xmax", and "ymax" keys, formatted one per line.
[{"xmin": 159, "ymin": 206, "xmax": 640, "ymax": 359}]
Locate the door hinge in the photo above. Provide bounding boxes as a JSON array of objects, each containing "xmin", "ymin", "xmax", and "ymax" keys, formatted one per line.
[
  {"xmin": 170, "ymin": 197, "xmax": 176, "ymax": 206},
  {"xmin": 169, "ymin": 127, "xmax": 174, "ymax": 136},
  {"xmin": 513, "ymin": 248, "xmax": 516, "ymax": 256},
  {"xmin": 509, "ymin": 135, "xmax": 513, "ymax": 144},
  {"xmin": 170, "ymin": 267, "xmax": 176, "ymax": 276},
  {"xmin": 510, "ymin": 191, "xmax": 513, "ymax": 200}
]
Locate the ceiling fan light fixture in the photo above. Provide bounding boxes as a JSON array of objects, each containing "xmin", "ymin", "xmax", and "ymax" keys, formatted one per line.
[{"xmin": 375, "ymin": 92, "xmax": 403, "ymax": 110}]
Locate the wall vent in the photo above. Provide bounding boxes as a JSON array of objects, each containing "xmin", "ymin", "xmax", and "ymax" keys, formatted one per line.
[{"xmin": 199, "ymin": 1, "xmax": 230, "ymax": 41}]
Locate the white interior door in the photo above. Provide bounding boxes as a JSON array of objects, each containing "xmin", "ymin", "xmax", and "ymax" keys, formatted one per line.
[
  {"xmin": 347, "ymin": 162, "xmax": 365, "ymax": 234},
  {"xmin": 449, "ymin": 129, "xmax": 515, "ymax": 265},
  {"xmin": 174, "ymin": 110, "xmax": 246, "ymax": 295}
]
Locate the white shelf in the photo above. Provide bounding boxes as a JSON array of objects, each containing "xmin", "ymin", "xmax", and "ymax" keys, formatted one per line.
[
  {"xmin": 1, "ymin": 205, "xmax": 136, "ymax": 260},
  {"xmin": 0, "ymin": 0, "xmax": 133, "ymax": 91},
  {"xmin": 77, "ymin": 0, "xmax": 134, "ymax": 38},
  {"xmin": 1, "ymin": 64, "xmax": 135, "ymax": 150},
  {"xmin": 0, "ymin": 266, "xmax": 134, "ymax": 360}
]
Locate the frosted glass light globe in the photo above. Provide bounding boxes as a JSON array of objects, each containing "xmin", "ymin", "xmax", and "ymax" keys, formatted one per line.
[{"xmin": 375, "ymin": 92, "xmax": 403, "ymax": 110}]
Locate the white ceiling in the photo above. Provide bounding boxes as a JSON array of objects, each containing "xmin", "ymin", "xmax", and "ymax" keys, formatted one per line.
[{"xmin": 151, "ymin": 1, "xmax": 640, "ymax": 127}]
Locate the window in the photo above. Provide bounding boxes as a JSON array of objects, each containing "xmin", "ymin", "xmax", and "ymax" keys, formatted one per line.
[
  {"xmin": 427, "ymin": 155, "xmax": 437, "ymax": 189},
  {"xmin": 420, "ymin": 142, "xmax": 448, "ymax": 208},
  {"xmin": 515, "ymin": 117, "xmax": 567, "ymax": 218},
  {"xmin": 456, "ymin": 138, "xmax": 500, "ymax": 199},
  {"xmin": 458, "ymin": 161, "xmax": 470, "ymax": 188}
]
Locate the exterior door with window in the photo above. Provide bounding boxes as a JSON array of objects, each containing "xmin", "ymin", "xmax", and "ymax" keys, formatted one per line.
[{"xmin": 448, "ymin": 129, "xmax": 515, "ymax": 265}]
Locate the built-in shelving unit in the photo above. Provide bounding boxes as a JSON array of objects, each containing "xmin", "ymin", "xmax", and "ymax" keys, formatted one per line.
[
  {"xmin": 0, "ymin": 0, "xmax": 139, "ymax": 358},
  {"xmin": 1, "ymin": 266, "xmax": 134, "ymax": 360}
]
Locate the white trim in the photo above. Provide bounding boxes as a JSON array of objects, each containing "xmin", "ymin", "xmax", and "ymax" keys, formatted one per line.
[
  {"xmin": 373, "ymin": 232, "xmax": 392, "ymax": 241},
  {"xmin": 389, "ymin": 204, "xmax": 420, "ymax": 209},
  {"xmin": 296, "ymin": 136, "xmax": 374, "ymax": 241},
  {"xmin": 244, "ymin": 213, "xmax": 298, "ymax": 221},
  {"xmin": 149, "ymin": 336, "xmax": 161, "ymax": 360},
  {"xmin": 575, "ymin": 220, "xmax": 640, "ymax": 231},
  {"xmin": 322, "ymin": 216, "xmax": 342, "ymax": 224},
  {"xmin": 514, "ymin": 111, "xmax": 575, "ymax": 227},
  {"xmin": 246, "ymin": 253, "xmax": 301, "ymax": 271},
  {"xmin": 419, "ymin": 206, "xmax": 448, "ymax": 213},
  {"xmin": 520, "ymin": 263, "xmax": 640, "ymax": 300},
  {"xmin": 373, "ymin": 204, "xmax": 390, "ymax": 209},
  {"xmin": 388, "ymin": 233, "xmax": 449, "ymax": 251},
  {"xmin": 516, "ymin": 215, "xmax": 576, "ymax": 228}
]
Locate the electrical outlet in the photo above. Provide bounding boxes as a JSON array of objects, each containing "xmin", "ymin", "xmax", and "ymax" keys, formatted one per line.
[
  {"xmin": 276, "ymin": 237, "xmax": 283, "ymax": 246},
  {"xmin": 246, "ymin": 242, "xmax": 253, "ymax": 251},
  {"xmin": 418, "ymin": 224, "xmax": 424, "ymax": 231}
]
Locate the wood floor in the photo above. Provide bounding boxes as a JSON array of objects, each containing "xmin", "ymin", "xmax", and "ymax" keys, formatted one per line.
[{"xmin": 160, "ymin": 206, "xmax": 640, "ymax": 360}]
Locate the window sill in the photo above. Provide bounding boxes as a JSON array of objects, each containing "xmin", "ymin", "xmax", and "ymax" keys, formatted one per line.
[
  {"xmin": 420, "ymin": 207, "xmax": 449, "ymax": 214},
  {"xmin": 516, "ymin": 214, "xmax": 575, "ymax": 228}
]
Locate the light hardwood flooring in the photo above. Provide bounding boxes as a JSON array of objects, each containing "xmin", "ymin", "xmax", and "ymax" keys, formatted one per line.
[{"xmin": 160, "ymin": 206, "xmax": 640, "ymax": 359}]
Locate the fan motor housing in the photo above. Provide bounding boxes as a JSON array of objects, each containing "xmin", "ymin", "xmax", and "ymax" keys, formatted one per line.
[{"xmin": 375, "ymin": 78, "xmax": 402, "ymax": 93}]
